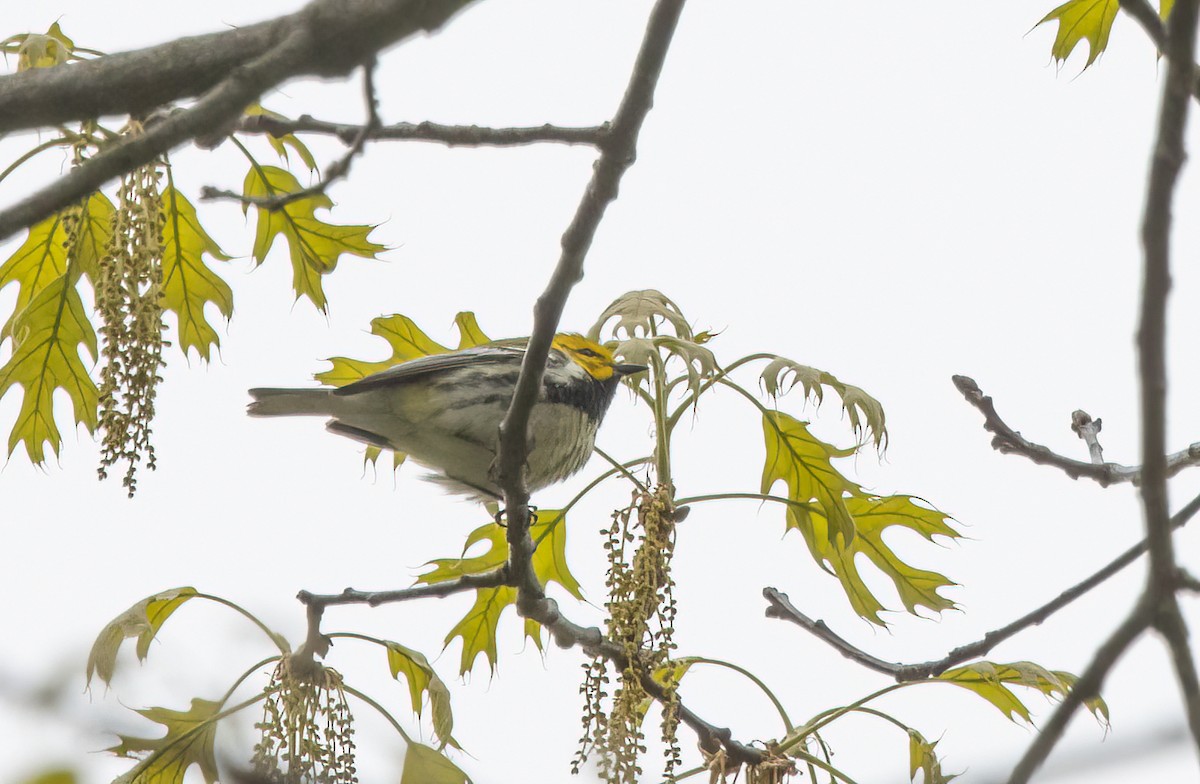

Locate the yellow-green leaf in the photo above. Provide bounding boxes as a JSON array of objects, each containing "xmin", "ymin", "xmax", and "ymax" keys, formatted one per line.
[
  {"xmin": 444, "ymin": 585, "xmax": 517, "ymax": 675},
  {"xmin": 316, "ymin": 314, "xmax": 453, "ymax": 387},
  {"xmin": 0, "ymin": 274, "xmax": 99, "ymax": 463},
  {"xmin": 1162, "ymin": 0, "xmax": 1175, "ymax": 21},
  {"xmin": 108, "ymin": 698, "xmax": 220, "ymax": 784},
  {"xmin": 0, "ymin": 193, "xmax": 113, "ymax": 341},
  {"xmin": 454, "ymin": 312, "xmax": 491, "ymax": 349},
  {"xmin": 801, "ymin": 495, "xmax": 959, "ymax": 625},
  {"xmin": 243, "ymin": 104, "xmax": 319, "ymax": 172},
  {"xmin": 401, "ymin": 743, "xmax": 472, "ymax": 784},
  {"xmin": 243, "ymin": 164, "xmax": 384, "ymax": 311},
  {"xmin": 419, "ymin": 513, "xmax": 580, "ymax": 674},
  {"xmin": 761, "ymin": 411, "xmax": 861, "ymax": 548},
  {"xmin": 159, "ymin": 187, "xmax": 232, "ymax": 361},
  {"xmin": 939, "ymin": 661, "xmax": 1110, "ymax": 727},
  {"xmin": 385, "ymin": 640, "xmax": 456, "ymax": 749},
  {"xmin": 1037, "ymin": 0, "xmax": 1119, "ymax": 68},
  {"xmin": 908, "ymin": 729, "xmax": 957, "ymax": 784},
  {"xmin": 1, "ymin": 22, "xmax": 78, "ymax": 70},
  {"xmin": 87, "ymin": 588, "xmax": 198, "ymax": 687}
]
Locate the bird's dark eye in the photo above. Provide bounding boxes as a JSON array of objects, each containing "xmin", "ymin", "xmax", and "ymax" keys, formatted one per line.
[{"xmin": 577, "ymin": 348, "xmax": 600, "ymax": 358}]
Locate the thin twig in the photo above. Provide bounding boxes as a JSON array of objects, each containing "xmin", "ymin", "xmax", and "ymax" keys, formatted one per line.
[
  {"xmin": 297, "ymin": 570, "xmax": 508, "ymax": 608},
  {"xmin": 764, "ymin": 489, "xmax": 1200, "ymax": 682},
  {"xmin": 953, "ymin": 375, "xmax": 1200, "ymax": 485},
  {"xmin": 236, "ymin": 113, "xmax": 608, "ymax": 147},
  {"xmin": 1071, "ymin": 410, "xmax": 1105, "ymax": 464},
  {"xmin": 203, "ymin": 59, "xmax": 381, "ymax": 211}
]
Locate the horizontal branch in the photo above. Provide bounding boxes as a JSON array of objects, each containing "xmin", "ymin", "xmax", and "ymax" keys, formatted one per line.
[
  {"xmin": 297, "ymin": 569, "xmax": 508, "ymax": 608},
  {"xmin": 0, "ymin": 0, "xmax": 479, "ymax": 240},
  {"xmin": 0, "ymin": 0, "xmax": 478, "ymax": 135},
  {"xmin": 953, "ymin": 375, "xmax": 1200, "ymax": 486},
  {"xmin": 236, "ymin": 113, "xmax": 608, "ymax": 147},
  {"xmin": 763, "ymin": 487, "xmax": 1200, "ymax": 681}
]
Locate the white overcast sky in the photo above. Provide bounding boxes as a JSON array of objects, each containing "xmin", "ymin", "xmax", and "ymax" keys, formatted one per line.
[{"xmin": 3, "ymin": 2, "xmax": 1200, "ymax": 783}]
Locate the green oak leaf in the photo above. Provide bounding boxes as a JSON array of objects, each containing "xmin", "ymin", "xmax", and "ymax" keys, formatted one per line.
[
  {"xmin": 1036, "ymin": 0, "xmax": 1118, "ymax": 68},
  {"xmin": 87, "ymin": 588, "xmax": 198, "ymax": 687},
  {"xmin": 243, "ymin": 164, "xmax": 385, "ymax": 311},
  {"xmin": 108, "ymin": 698, "xmax": 220, "ymax": 784}
]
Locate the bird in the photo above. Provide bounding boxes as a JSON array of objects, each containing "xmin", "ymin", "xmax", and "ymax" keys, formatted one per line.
[{"xmin": 248, "ymin": 333, "xmax": 646, "ymax": 501}]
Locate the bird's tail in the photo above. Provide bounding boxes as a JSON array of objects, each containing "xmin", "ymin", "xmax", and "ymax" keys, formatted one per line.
[{"xmin": 247, "ymin": 388, "xmax": 334, "ymax": 417}]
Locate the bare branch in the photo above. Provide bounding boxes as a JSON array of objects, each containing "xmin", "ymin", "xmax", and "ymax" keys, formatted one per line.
[
  {"xmin": 495, "ymin": 0, "xmax": 686, "ymax": 607},
  {"xmin": 1156, "ymin": 599, "xmax": 1200, "ymax": 750},
  {"xmin": 236, "ymin": 113, "xmax": 608, "ymax": 147},
  {"xmin": 1007, "ymin": 3, "xmax": 1200, "ymax": 781},
  {"xmin": 952, "ymin": 374, "xmax": 1200, "ymax": 485},
  {"xmin": 1071, "ymin": 409, "xmax": 1106, "ymax": 464},
  {"xmin": 1138, "ymin": 0, "xmax": 1196, "ymax": 595},
  {"xmin": 297, "ymin": 569, "xmax": 508, "ymax": 609},
  {"xmin": 0, "ymin": 0, "xmax": 479, "ymax": 240},
  {"xmin": 201, "ymin": 59, "xmax": 381, "ymax": 211},
  {"xmin": 1005, "ymin": 609, "xmax": 1153, "ymax": 784},
  {"xmin": 1121, "ymin": 0, "xmax": 1169, "ymax": 51}
]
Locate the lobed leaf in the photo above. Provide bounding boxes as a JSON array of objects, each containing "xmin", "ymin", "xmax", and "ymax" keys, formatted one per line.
[
  {"xmin": 160, "ymin": 187, "xmax": 233, "ymax": 361},
  {"xmin": 0, "ymin": 275, "xmax": 100, "ymax": 463},
  {"xmin": 939, "ymin": 660, "xmax": 1110, "ymax": 727},
  {"xmin": 386, "ymin": 640, "xmax": 457, "ymax": 749},
  {"xmin": 760, "ymin": 356, "xmax": 887, "ymax": 449},
  {"xmin": 801, "ymin": 495, "xmax": 959, "ymax": 625},
  {"xmin": 1036, "ymin": 0, "xmax": 1119, "ymax": 68},
  {"xmin": 761, "ymin": 411, "xmax": 861, "ymax": 548},
  {"xmin": 316, "ymin": 311, "xmax": 490, "ymax": 387},
  {"xmin": 615, "ymin": 334, "xmax": 719, "ymax": 398},
  {"xmin": 907, "ymin": 729, "xmax": 958, "ymax": 784},
  {"xmin": 108, "ymin": 698, "xmax": 220, "ymax": 784},
  {"xmin": 418, "ymin": 512, "xmax": 580, "ymax": 674},
  {"xmin": 243, "ymin": 164, "xmax": 385, "ymax": 311},
  {"xmin": 0, "ymin": 194, "xmax": 113, "ymax": 341},
  {"xmin": 86, "ymin": 588, "xmax": 198, "ymax": 687},
  {"xmin": 589, "ymin": 288, "xmax": 693, "ymax": 340},
  {"xmin": 1, "ymin": 22, "xmax": 80, "ymax": 70}
]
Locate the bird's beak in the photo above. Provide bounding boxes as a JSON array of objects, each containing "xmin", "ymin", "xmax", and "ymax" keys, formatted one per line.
[{"xmin": 614, "ymin": 363, "xmax": 649, "ymax": 377}]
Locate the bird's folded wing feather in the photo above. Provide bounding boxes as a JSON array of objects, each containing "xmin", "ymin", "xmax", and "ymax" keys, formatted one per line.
[{"xmin": 332, "ymin": 345, "xmax": 525, "ymax": 396}]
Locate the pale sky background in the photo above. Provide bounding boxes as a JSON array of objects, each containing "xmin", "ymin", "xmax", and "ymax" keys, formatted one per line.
[{"xmin": 2, "ymin": 2, "xmax": 1200, "ymax": 783}]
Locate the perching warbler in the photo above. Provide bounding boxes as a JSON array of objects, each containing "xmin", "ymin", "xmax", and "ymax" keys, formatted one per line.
[{"xmin": 248, "ymin": 334, "xmax": 646, "ymax": 500}]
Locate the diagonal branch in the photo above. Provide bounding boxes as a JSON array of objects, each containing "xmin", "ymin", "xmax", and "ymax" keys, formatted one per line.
[
  {"xmin": 1008, "ymin": 2, "xmax": 1200, "ymax": 781},
  {"xmin": 235, "ymin": 113, "xmax": 609, "ymax": 147},
  {"xmin": 0, "ymin": 0, "xmax": 479, "ymax": 240},
  {"xmin": 495, "ymin": 0, "xmax": 686, "ymax": 607},
  {"xmin": 953, "ymin": 374, "xmax": 1200, "ymax": 486}
]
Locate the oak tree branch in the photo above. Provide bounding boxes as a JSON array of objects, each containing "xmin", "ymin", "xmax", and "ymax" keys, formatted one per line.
[
  {"xmin": 0, "ymin": 0, "xmax": 480, "ymax": 239},
  {"xmin": 235, "ymin": 114, "xmax": 609, "ymax": 147},
  {"xmin": 953, "ymin": 374, "xmax": 1200, "ymax": 486}
]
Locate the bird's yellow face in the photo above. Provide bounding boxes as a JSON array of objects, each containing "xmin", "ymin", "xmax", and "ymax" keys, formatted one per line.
[{"xmin": 552, "ymin": 334, "xmax": 622, "ymax": 381}]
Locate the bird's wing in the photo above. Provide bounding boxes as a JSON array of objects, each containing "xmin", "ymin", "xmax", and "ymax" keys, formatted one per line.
[{"xmin": 332, "ymin": 344, "xmax": 526, "ymax": 396}]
